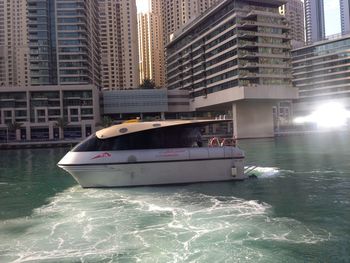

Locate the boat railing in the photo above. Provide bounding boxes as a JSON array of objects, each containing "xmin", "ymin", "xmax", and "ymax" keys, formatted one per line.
[{"xmin": 208, "ymin": 137, "xmax": 236, "ymax": 147}]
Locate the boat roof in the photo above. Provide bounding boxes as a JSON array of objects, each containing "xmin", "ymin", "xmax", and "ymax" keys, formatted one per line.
[{"xmin": 96, "ymin": 119, "xmax": 231, "ymax": 139}]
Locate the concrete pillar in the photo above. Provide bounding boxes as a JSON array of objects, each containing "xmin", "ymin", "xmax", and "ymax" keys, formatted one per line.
[
  {"xmin": 26, "ymin": 125, "xmax": 31, "ymax": 140},
  {"xmin": 15, "ymin": 129, "xmax": 21, "ymax": 141},
  {"xmin": 48, "ymin": 123, "xmax": 54, "ymax": 140},
  {"xmin": 81, "ymin": 123, "xmax": 86, "ymax": 138},
  {"xmin": 232, "ymin": 101, "xmax": 274, "ymax": 139}
]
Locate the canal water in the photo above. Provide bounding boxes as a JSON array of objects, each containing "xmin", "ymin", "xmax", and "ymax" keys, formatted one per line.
[{"xmin": 0, "ymin": 133, "xmax": 349, "ymax": 262}]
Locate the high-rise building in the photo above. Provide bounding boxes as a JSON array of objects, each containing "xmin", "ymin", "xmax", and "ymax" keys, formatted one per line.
[
  {"xmin": 161, "ymin": 0, "xmax": 222, "ymax": 45},
  {"xmin": 99, "ymin": 0, "xmax": 139, "ymax": 90},
  {"xmin": 166, "ymin": 0, "xmax": 297, "ymax": 139},
  {"xmin": 292, "ymin": 35, "xmax": 350, "ymax": 116},
  {"xmin": 304, "ymin": 0, "xmax": 325, "ymax": 44},
  {"xmin": 57, "ymin": 0, "xmax": 100, "ymax": 86},
  {"xmin": 138, "ymin": 13, "xmax": 152, "ymax": 85},
  {"xmin": 138, "ymin": 0, "xmax": 166, "ymax": 87},
  {"xmin": 26, "ymin": 0, "xmax": 100, "ymax": 87},
  {"xmin": 340, "ymin": 0, "xmax": 350, "ymax": 35},
  {"xmin": 0, "ymin": 0, "xmax": 100, "ymax": 86},
  {"xmin": 27, "ymin": 0, "xmax": 55, "ymax": 86},
  {"xmin": 137, "ymin": 0, "xmax": 222, "ymax": 89},
  {"xmin": 0, "ymin": 0, "xmax": 30, "ymax": 87},
  {"xmin": 279, "ymin": 0, "xmax": 305, "ymax": 48}
]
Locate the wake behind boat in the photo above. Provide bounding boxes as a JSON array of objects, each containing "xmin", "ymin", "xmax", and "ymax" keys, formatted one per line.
[{"xmin": 57, "ymin": 119, "xmax": 246, "ymax": 187}]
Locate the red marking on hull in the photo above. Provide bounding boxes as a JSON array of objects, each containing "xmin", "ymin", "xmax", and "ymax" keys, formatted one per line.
[{"xmin": 92, "ymin": 152, "xmax": 112, "ymax": 160}]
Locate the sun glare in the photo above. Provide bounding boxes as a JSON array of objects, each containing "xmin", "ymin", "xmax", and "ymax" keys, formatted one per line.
[{"xmin": 294, "ymin": 102, "xmax": 350, "ymax": 128}]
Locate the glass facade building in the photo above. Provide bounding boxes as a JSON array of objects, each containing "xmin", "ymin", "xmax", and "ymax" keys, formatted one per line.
[
  {"xmin": 27, "ymin": 0, "xmax": 100, "ymax": 87},
  {"xmin": 292, "ymin": 35, "xmax": 350, "ymax": 103},
  {"xmin": 27, "ymin": 0, "xmax": 56, "ymax": 85}
]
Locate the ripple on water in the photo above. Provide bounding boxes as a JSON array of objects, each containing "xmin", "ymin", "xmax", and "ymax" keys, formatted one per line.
[{"xmin": 0, "ymin": 186, "xmax": 331, "ymax": 263}]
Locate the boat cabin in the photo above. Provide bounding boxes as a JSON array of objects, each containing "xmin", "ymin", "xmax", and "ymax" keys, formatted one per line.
[{"xmin": 72, "ymin": 120, "xmax": 231, "ymax": 152}]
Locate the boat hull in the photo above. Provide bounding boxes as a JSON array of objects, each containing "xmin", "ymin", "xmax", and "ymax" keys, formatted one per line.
[
  {"xmin": 59, "ymin": 158, "xmax": 244, "ymax": 187},
  {"xmin": 58, "ymin": 147, "xmax": 245, "ymax": 187}
]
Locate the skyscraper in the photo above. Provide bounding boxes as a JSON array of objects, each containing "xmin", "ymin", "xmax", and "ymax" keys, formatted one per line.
[
  {"xmin": 0, "ymin": 0, "xmax": 100, "ymax": 86},
  {"xmin": 340, "ymin": 0, "xmax": 350, "ymax": 35},
  {"xmin": 161, "ymin": 0, "xmax": 222, "ymax": 45},
  {"xmin": 304, "ymin": 0, "xmax": 325, "ymax": 44},
  {"xmin": 0, "ymin": 0, "xmax": 30, "ymax": 87},
  {"xmin": 166, "ymin": 0, "xmax": 297, "ymax": 138},
  {"xmin": 56, "ymin": 0, "xmax": 100, "ymax": 86},
  {"xmin": 279, "ymin": 0, "xmax": 305, "ymax": 47},
  {"xmin": 138, "ymin": 12, "xmax": 152, "ymax": 84},
  {"xmin": 99, "ymin": 0, "xmax": 139, "ymax": 90},
  {"xmin": 25, "ymin": 0, "xmax": 101, "ymax": 87},
  {"xmin": 138, "ymin": 0, "xmax": 165, "ymax": 87},
  {"xmin": 27, "ymin": 0, "xmax": 55, "ymax": 85},
  {"xmin": 137, "ymin": 0, "xmax": 222, "ymax": 88}
]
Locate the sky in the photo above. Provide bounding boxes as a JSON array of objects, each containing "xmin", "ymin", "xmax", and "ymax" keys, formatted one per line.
[
  {"xmin": 323, "ymin": 0, "xmax": 341, "ymax": 36},
  {"xmin": 135, "ymin": 0, "xmax": 342, "ymax": 35}
]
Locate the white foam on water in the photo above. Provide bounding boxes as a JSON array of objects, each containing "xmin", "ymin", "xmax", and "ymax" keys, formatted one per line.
[
  {"xmin": 245, "ymin": 166, "xmax": 282, "ymax": 178},
  {"xmin": 0, "ymin": 186, "xmax": 332, "ymax": 262}
]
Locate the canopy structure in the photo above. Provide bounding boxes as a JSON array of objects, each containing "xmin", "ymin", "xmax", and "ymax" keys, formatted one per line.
[{"xmin": 96, "ymin": 119, "xmax": 231, "ymax": 139}]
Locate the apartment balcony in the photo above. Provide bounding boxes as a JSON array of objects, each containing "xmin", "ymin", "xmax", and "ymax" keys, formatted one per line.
[
  {"xmin": 237, "ymin": 20, "xmax": 257, "ymax": 29},
  {"xmin": 167, "ymin": 77, "xmax": 183, "ymax": 87},
  {"xmin": 237, "ymin": 30, "xmax": 257, "ymax": 39},
  {"xmin": 30, "ymin": 72, "xmax": 50, "ymax": 77},
  {"xmin": 257, "ymin": 52, "xmax": 291, "ymax": 59},
  {"xmin": 239, "ymin": 70, "xmax": 259, "ymax": 79},
  {"xmin": 183, "ymin": 80, "xmax": 194, "ymax": 90},
  {"xmin": 238, "ymin": 40, "xmax": 257, "ymax": 48},
  {"xmin": 260, "ymin": 63, "xmax": 291, "ymax": 68},
  {"xmin": 245, "ymin": 9, "xmax": 281, "ymax": 19},
  {"xmin": 238, "ymin": 50, "xmax": 257, "ymax": 58},
  {"xmin": 193, "ymin": 66, "xmax": 205, "ymax": 75},
  {"xmin": 257, "ymin": 42, "xmax": 292, "ymax": 50},
  {"xmin": 238, "ymin": 79, "xmax": 259, "ymax": 87},
  {"xmin": 283, "ymin": 33, "xmax": 292, "ymax": 39},
  {"xmin": 258, "ymin": 73, "xmax": 293, "ymax": 79},
  {"xmin": 238, "ymin": 61, "xmax": 258, "ymax": 68},
  {"xmin": 31, "ymin": 97, "xmax": 49, "ymax": 101}
]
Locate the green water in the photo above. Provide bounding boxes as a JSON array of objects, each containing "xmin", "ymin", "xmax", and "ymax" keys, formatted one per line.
[{"xmin": 0, "ymin": 133, "xmax": 349, "ymax": 262}]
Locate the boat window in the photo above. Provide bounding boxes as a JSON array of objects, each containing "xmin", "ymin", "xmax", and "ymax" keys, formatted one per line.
[{"xmin": 72, "ymin": 125, "xmax": 203, "ymax": 152}]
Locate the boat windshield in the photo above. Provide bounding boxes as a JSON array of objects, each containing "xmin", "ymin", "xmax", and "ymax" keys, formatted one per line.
[{"xmin": 72, "ymin": 125, "xmax": 203, "ymax": 152}]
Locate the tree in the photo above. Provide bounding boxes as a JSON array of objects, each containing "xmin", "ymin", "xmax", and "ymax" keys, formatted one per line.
[
  {"xmin": 54, "ymin": 117, "xmax": 69, "ymax": 140},
  {"xmin": 7, "ymin": 122, "xmax": 23, "ymax": 141},
  {"xmin": 96, "ymin": 116, "xmax": 114, "ymax": 129},
  {"xmin": 139, "ymin": 78, "xmax": 156, "ymax": 89}
]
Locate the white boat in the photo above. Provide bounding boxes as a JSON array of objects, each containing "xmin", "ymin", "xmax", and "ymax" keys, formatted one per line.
[{"xmin": 57, "ymin": 120, "xmax": 246, "ymax": 187}]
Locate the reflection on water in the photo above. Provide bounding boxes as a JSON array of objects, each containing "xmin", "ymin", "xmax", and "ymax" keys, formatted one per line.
[{"xmin": 0, "ymin": 133, "xmax": 350, "ymax": 262}]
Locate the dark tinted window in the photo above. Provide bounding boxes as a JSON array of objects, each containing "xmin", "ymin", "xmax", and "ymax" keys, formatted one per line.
[{"xmin": 72, "ymin": 125, "xmax": 202, "ymax": 152}]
